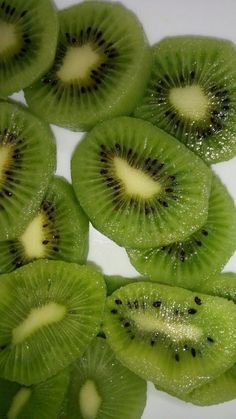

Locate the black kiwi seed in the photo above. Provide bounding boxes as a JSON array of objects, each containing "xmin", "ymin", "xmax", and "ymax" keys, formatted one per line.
[
  {"xmin": 151, "ymin": 340, "xmax": 155, "ymax": 346},
  {"xmin": 115, "ymin": 299, "xmax": 122, "ymax": 305},
  {"xmin": 124, "ymin": 322, "xmax": 130, "ymax": 328},
  {"xmin": 194, "ymin": 296, "xmax": 202, "ymax": 305},
  {"xmin": 111, "ymin": 309, "xmax": 118, "ymax": 314},
  {"xmin": 191, "ymin": 348, "xmax": 196, "ymax": 357},
  {"xmin": 175, "ymin": 353, "xmax": 180, "ymax": 362},
  {"xmin": 153, "ymin": 301, "xmax": 161, "ymax": 308},
  {"xmin": 188, "ymin": 308, "xmax": 197, "ymax": 315},
  {"xmin": 207, "ymin": 336, "xmax": 214, "ymax": 343}
]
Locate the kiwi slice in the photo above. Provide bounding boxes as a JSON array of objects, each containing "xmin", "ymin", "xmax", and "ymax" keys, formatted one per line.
[
  {"xmin": 24, "ymin": 1, "xmax": 151, "ymax": 131},
  {"xmin": 71, "ymin": 116, "xmax": 212, "ymax": 249},
  {"xmin": 134, "ymin": 36, "xmax": 236, "ymax": 164},
  {"xmin": 0, "ymin": 0, "xmax": 58, "ymax": 96},
  {"xmin": 128, "ymin": 175, "xmax": 236, "ymax": 288},
  {"xmin": 0, "ymin": 368, "xmax": 69, "ymax": 418},
  {"xmin": 60, "ymin": 337, "xmax": 147, "ymax": 419},
  {"xmin": 0, "ymin": 260, "xmax": 106, "ymax": 385},
  {"xmin": 0, "ymin": 176, "xmax": 89, "ymax": 273},
  {"xmin": 200, "ymin": 272, "xmax": 236, "ymax": 303},
  {"xmin": 0, "ymin": 100, "xmax": 56, "ymax": 240},
  {"xmin": 103, "ymin": 282, "xmax": 236, "ymax": 394}
]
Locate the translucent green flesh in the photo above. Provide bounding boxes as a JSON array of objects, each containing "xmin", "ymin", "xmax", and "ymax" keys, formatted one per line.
[
  {"xmin": 71, "ymin": 116, "xmax": 211, "ymax": 249},
  {"xmin": 134, "ymin": 36, "xmax": 236, "ymax": 163},
  {"xmin": 24, "ymin": 1, "xmax": 151, "ymax": 130},
  {"xmin": 63, "ymin": 337, "xmax": 146, "ymax": 419},
  {"xmin": 128, "ymin": 174, "xmax": 236, "ymax": 286},
  {"xmin": 0, "ymin": 260, "xmax": 105, "ymax": 385},
  {"xmin": 104, "ymin": 282, "xmax": 236, "ymax": 394}
]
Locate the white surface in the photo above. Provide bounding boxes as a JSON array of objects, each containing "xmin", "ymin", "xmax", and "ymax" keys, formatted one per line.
[{"xmin": 14, "ymin": 0, "xmax": 236, "ymax": 418}]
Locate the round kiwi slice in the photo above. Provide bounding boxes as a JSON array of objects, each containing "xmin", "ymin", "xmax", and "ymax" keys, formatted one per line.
[
  {"xmin": 0, "ymin": 176, "xmax": 89, "ymax": 273},
  {"xmin": 0, "ymin": 0, "xmax": 59, "ymax": 96},
  {"xmin": 0, "ymin": 368, "xmax": 69, "ymax": 419},
  {"xmin": 134, "ymin": 36, "xmax": 236, "ymax": 164},
  {"xmin": 60, "ymin": 337, "xmax": 147, "ymax": 419},
  {"xmin": 0, "ymin": 100, "xmax": 56, "ymax": 240},
  {"xmin": 0, "ymin": 260, "xmax": 106, "ymax": 385},
  {"xmin": 103, "ymin": 282, "xmax": 236, "ymax": 395},
  {"xmin": 24, "ymin": 1, "xmax": 151, "ymax": 131},
  {"xmin": 71, "ymin": 116, "xmax": 212, "ymax": 249},
  {"xmin": 128, "ymin": 175, "xmax": 236, "ymax": 288}
]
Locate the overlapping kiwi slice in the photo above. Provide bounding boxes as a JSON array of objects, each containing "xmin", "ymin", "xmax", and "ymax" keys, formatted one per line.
[
  {"xmin": 24, "ymin": 1, "xmax": 151, "ymax": 131},
  {"xmin": 60, "ymin": 337, "xmax": 147, "ymax": 419},
  {"xmin": 0, "ymin": 100, "xmax": 56, "ymax": 240},
  {"xmin": 103, "ymin": 282, "xmax": 236, "ymax": 395},
  {"xmin": 0, "ymin": 368, "xmax": 69, "ymax": 419},
  {"xmin": 200, "ymin": 272, "xmax": 236, "ymax": 303},
  {"xmin": 104, "ymin": 275, "xmax": 144, "ymax": 296},
  {"xmin": 0, "ymin": 260, "xmax": 106, "ymax": 385},
  {"xmin": 0, "ymin": 176, "xmax": 89, "ymax": 273},
  {"xmin": 128, "ymin": 175, "xmax": 236, "ymax": 288},
  {"xmin": 134, "ymin": 36, "xmax": 236, "ymax": 163},
  {"xmin": 71, "ymin": 116, "xmax": 212, "ymax": 249},
  {"xmin": 0, "ymin": 0, "xmax": 59, "ymax": 96}
]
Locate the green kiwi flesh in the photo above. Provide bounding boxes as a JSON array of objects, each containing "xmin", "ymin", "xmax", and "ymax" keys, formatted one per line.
[
  {"xmin": 60, "ymin": 337, "xmax": 147, "ymax": 419},
  {"xmin": 24, "ymin": 1, "xmax": 151, "ymax": 131},
  {"xmin": 134, "ymin": 36, "xmax": 236, "ymax": 164},
  {"xmin": 0, "ymin": 176, "xmax": 89, "ymax": 273},
  {"xmin": 200, "ymin": 272, "xmax": 236, "ymax": 303},
  {"xmin": 104, "ymin": 275, "xmax": 145, "ymax": 296},
  {"xmin": 103, "ymin": 282, "xmax": 236, "ymax": 394},
  {"xmin": 128, "ymin": 175, "xmax": 236, "ymax": 288},
  {"xmin": 0, "ymin": 368, "xmax": 69, "ymax": 419},
  {"xmin": 0, "ymin": 260, "xmax": 106, "ymax": 385},
  {"xmin": 0, "ymin": 100, "xmax": 56, "ymax": 240},
  {"xmin": 71, "ymin": 116, "xmax": 212, "ymax": 249},
  {"xmin": 0, "ymin": 0, "xmax": 59, "ymax": 96}
]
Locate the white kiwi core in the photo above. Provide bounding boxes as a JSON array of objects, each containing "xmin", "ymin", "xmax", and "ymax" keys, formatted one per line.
[
  {"xmin": 20, "ymin": 213, "xmax": 46, "ymax": 259},
  {"xmin": 0, "ymin": 21, "xmax": 18, "ymax": 55},
  {"xmin": 113, "ymin": 156, "xmax": 161, "ymax": 198},
  {"xmin": 12, "ymin": 302, "xmax": 66, "ymax": 345},
  {"xmin": 57, "ymin": 44, "xmax": 101, "ymax": 82},
  {"xmin": 169, "ymin": 85, "xmax": 209, "ymax": 121},
  {"xmin": 7, "ymin": 387, "xmax": 32, "ymax": 419},
  {"xmin": 79, "ymin": 379, "xmax": 102, "ymax": 419}
]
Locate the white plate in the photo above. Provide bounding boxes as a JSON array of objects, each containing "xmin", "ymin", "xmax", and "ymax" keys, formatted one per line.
[{"xmin": 14, "ymin": 0, "xmax": 236, "ymax": 417}]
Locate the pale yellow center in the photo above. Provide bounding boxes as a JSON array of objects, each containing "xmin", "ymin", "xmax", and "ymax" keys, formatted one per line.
[
  {"xmin": 12, "ymin": 302, "xmax": 66, "ymax": 345},
  {"xmin": 0, "ymin": 146, "xmax": 11, "ymax": 183},
  {"xmin": 79, "ymin": 379, "xmax": 102, "ymax": 419},
  {"xmin": 20, "ymin": 213, "xmax": 46, "ymax": 259},
  {"xmin": 132, "ymin": 312, "xmax": 202, "ymax": 342},
  {"xmin": 7, "ymin": 388, "xmax": 31, "ymax": 419},
  {"xmin": 0, "ymin": 21, "xmax": 18, "ymax": 55},
  {"xmin": 169, "ymin": 85, "xmax": 209, "ymax": 121},
  {"xmin": 113, "ymin": 157, "xmax": 161, "ymax": 199},
  {"xmin": 57, "ymin": 44, "xmax": 100, "ymax": 82}
]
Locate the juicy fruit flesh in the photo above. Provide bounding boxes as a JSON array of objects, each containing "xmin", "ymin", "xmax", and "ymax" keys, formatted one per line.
[
  {"xmin": 0, "ymin": 20, "xmax": 18, "ymax": 55},
  {"xmin": 0, "ymin": 145, "xmax": 11, "ymax": 184},
  {"xmin": 169, "ymin": 85, "xmax": 209, "ymax": 121},
  {"xmin": 57, "ymin": 44, "xmax": 102, "ymax": 83},
  {"xmin": 20, "ymin": 213, "xmax": 46, "ymax": 259},
  {"xmin": 12, "ymin": 302, "xmax": 66, "ymax": 345},
  {"xmin": 79, "ymin": 379, "xmax": 102, "ymax": 419},
  {"xmin": 7, "ymin": 387, "xmax": 31, "ymax": 419},
  {"xmin": 113, "ymin": 156, "xmax": 161, "ymax": 198}
]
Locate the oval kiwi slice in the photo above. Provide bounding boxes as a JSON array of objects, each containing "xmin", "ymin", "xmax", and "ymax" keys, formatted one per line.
[
  {"xmin": 0, "ymin": 260, "xmax": 106, "ymax": 385},
  {"xmin": 0, "ymin": 368, "xmax": 69, "ymax": 419},
  {"xmin": 103, "ymin": 282, "xmax": 236, "ymax": 395},
  {"xmin": 60, "ymin": 337, "xmax": 147, "ymax": 419},
  {"xmin": 0, "ymin": 0, "xmax": 59, "ymax": 96},
  {"xmin": 24, "ymin": 1, "xmax": 151, "ymax": 131},
  {"xmin": 0, "ymin": 176, "xmax": 89, "ymax": 273},
  {"xmin": 128, "ymin": 175, "xmax": 236, "ymax": 288},
  {"xmin": 134, "ymin": 36, "xmax": 236, "ymax": 163},
  {"xmin": 0, "ymin": 100, "xmax": 56, "ymax": 240},
  {"xmin": 71, "ymin": 116, "xmax": 212, "ymax": 249}
]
